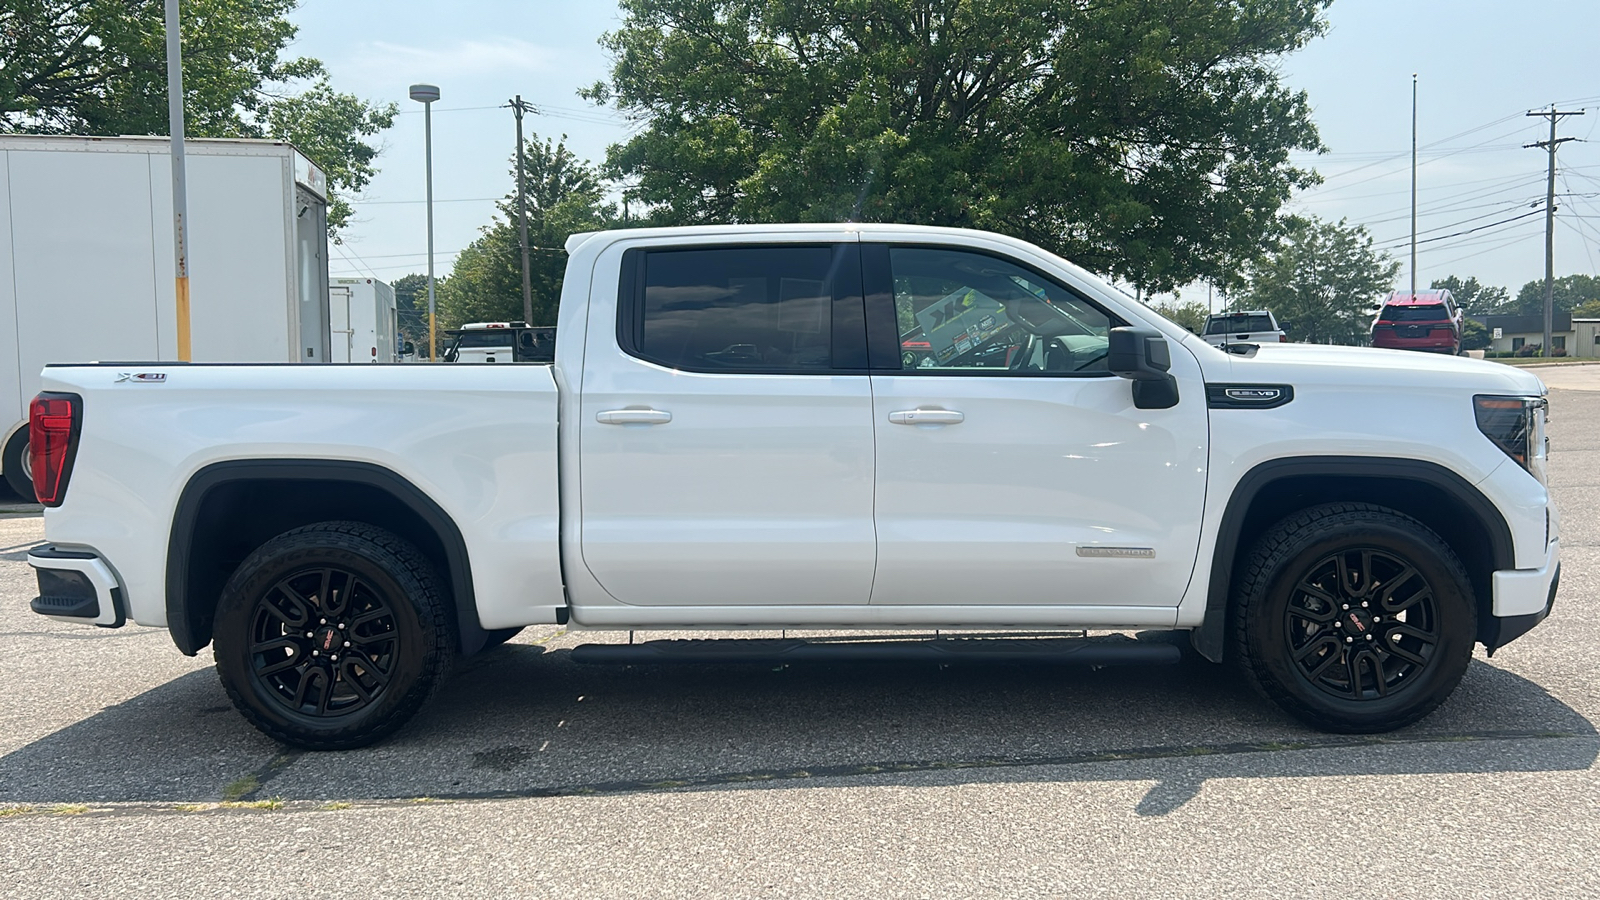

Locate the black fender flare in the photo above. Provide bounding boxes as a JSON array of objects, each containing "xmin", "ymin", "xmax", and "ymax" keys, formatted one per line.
[
  {"xmin": 1190, "ymin": 456, "xmax": 1515, "ymax": 662},
  {"xmin": 166, "ymin": 459, "xmax": 487, "ymax": 656}
]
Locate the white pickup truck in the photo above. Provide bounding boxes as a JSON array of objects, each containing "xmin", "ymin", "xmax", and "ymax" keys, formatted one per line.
[{"xmin": 25, "ymin": 224, "xmax": 1559, "ymax": 749}]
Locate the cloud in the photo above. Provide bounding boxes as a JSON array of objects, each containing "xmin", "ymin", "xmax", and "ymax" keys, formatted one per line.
[{"xmin": 344, "ymin": 38, "xmax": 559, "ymax": 82}]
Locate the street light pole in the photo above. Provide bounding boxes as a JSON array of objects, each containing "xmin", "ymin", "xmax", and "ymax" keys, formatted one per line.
[
  {"xmin": 410, "ymin": 84, "xmax": 440, "ymax": 360},
  {"xmin": 164, "ymin": 0, "xmax": 191, "ymax": 361}
]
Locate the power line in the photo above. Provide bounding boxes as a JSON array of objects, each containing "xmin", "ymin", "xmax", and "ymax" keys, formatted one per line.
[{"xmin": 1526, "ymin": 105, "xmax": 1586, "ymax": 355}]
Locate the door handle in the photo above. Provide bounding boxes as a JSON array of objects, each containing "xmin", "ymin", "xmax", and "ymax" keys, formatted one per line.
[
  {"xmin": 888, "ymin": 408, "xmax": 964, "ymax": 426},
  {"xmin": 597, "ymin": 408, "xmax": 673, "ymax": 425}
]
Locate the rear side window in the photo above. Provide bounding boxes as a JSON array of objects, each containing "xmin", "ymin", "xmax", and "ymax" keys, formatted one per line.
[
  {"xmin": 620, "ymin": 245, "xmax": 863, "ymax": 372},
  {"xmin": 1380, "ymin": 304, "xmax": 1448, "ymax": 322}
]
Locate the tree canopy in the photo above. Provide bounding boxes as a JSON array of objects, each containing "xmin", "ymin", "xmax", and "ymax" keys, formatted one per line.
[
  {"xmin": 1, "ymin": 0, "xmax": 396, "ymax": 235},
  {"xmin": 586, "ymin": 0, "xmax": 1329, "ymax": 292},
  {"xmin": 1429, "ymin": 275, "xmax": 1509, "ymax": 316},
  {"xmin": 438, "ymin": 134, "xmax": 613, "ymax": 332},
  {"xmin": 1509, "ymin": 275, "xmax": 1600, "ymax": 317},
  {"xmin": 1231, "ymin": 217, "xmax": 1398, "ymax": 344}
]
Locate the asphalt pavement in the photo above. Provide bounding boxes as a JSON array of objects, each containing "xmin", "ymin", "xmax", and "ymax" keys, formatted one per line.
[{"xmin": 2, "ymin": 372, "xmax": 1600, "ymax": 898}]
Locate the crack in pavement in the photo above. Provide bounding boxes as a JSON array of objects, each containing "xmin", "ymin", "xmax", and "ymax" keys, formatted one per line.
[{"xmin": 3, "ymin": 727, "xmax": 1591, "ymax": 820}]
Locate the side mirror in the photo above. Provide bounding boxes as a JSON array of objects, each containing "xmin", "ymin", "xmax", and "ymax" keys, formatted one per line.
[
  {"xmin": 1108, "ymin": 327, "xmax": 1180, "ymax": 410},
  {"xmin": 402, "ymin": 341, "xmax": 416, "ymax": 356}
]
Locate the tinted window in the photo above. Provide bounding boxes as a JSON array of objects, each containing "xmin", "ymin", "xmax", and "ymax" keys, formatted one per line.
[
  {"xmin": 1380, "ymin": 304, "xmax": 1449, "ymax": 323},
  {"xmin": 455, "ymin": 331, "xmax": 514, "ymax": 347},
  {"xmin": 634, "ymin": 247, "xmax": 837, "ymax": 371},
  {"xmin": 887, "ymin": 247, "xmax": 1114, "ymax": 374},
  {"xmin": 1204, "ymin": 313, "xmax": 1275, "ymax": 334}
]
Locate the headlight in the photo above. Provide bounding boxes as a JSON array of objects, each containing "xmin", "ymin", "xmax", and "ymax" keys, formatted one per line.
[{"xmin": 1474, "ymin": 394, "xmax": 1548, "ymax": 483}]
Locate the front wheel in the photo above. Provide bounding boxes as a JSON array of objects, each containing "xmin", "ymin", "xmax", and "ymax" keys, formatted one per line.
[
  {"xmin": 1232, "ymin": 503, "xmax": 1476, "ymax": 733},
  {"xmin": 213, "ymin": 522, "xmax": 455, "ymax": 750}
]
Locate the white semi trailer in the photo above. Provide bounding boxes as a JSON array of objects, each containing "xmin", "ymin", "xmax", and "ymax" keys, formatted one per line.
[
  {"xmin": 0, "ymin": 134, "xmax": 330, "ymax": 498},
  {"xmin": 329, "ymin": 277, "xmax": 398, "ymax": 363}
]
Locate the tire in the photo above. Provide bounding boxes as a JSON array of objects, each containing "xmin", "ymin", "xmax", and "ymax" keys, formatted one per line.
[
  {"xmin": 213, "ymin": 521, "xmax": 455, "ymax": 750},
  {"xmin": 2, "ymin": 427, "xmax": 32, "ymax": 501},
  {"xmin": 1231, "ymin": 503, "xmax": 1476, "ymax": 733}
]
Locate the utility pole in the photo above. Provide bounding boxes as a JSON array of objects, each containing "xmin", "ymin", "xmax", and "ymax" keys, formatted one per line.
[
  {"xmin": 164, "ymin": 0, "xmax": 191, "ymax": 361},
  {"xmin": 508, "ymin": 96, "xmax": 534, "ymax": 325},
  {"xmin": 1527, "ymin": 106, "xmax": 1584, "ymax": 358},
  {"xmin": 1410, "ymin": 74, "xmax": 1418, "ymax": 299}
]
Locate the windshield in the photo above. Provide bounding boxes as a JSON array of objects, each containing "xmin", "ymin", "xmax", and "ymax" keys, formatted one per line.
[
  {"xmin": 1379, "ymin": 304, "xmax": 1448, "ymax": 323},
  {"xmin": 1205, "ymin": 313, "xmax": 1275, "ymax": 334}
]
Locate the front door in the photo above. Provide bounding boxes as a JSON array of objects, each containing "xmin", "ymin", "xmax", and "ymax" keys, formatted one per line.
[
  {"xmin": 578, "ymin": 238, "xmax": 877, "ymax": 607},
  {"xmin": 865, "ymin": 242, "xmax": 1209, "ymax": 609}
]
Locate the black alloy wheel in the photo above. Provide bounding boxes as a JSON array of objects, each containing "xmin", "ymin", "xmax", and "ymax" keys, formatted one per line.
[
  {"xmin": 1283, "ymin": 548, "xmax": 1439, "ymax": 701},
  {"xmin": 249, "ymin": 566, "xmax": 400, "ymax": 718},
  {"xmin": 1233, "ymin": 503, "xmax": 1476, "ymax": 733},
  {"xmin": 214, "ymin": 522, "xmax": 453, "ymax": 750}
]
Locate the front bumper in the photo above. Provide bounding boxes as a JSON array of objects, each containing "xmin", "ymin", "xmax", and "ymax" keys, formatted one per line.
[
  {"xmin": 27, "ymin": 545, "xmax": 125, "ymax": 628},
  {"xmin": 1484, "ymin": 537, "xmax": 1559, "ymax": 654}
]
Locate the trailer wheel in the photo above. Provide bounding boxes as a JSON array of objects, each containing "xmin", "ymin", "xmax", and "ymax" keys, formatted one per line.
[
  {"xmin": 1231, "ymin": 503, "xmax": 1476, "ymax": 733},
  {"xmin": 2, "ymin": 428, "xmax": 32, "ymax": 501},
  {"xmin": 213, "ymin": 521, "xmax": 455, "ymax": 750}
]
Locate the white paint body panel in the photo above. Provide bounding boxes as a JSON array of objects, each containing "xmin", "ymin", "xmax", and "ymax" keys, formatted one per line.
[
  {"xmin": 36, "ymin": 222, "xmax": 1556, "ymax": 640},
  {"xmin": 37, "ymin": 364, "xmax": 563, "ymax": 631}
]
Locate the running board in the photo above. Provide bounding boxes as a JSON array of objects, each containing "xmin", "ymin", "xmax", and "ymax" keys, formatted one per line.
[{"xmin": 569, "ymin": 637, "xmax": 1181, "ymax": 667}]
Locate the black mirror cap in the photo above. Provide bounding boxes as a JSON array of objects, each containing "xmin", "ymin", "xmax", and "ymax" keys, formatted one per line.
[
  {"xmin": 1108, "ymin": 327, "xmax": 1172, "ymax": 377},
  {"xmin": 1108, "ymin": 326, "xmax": 1179, "ymax": 410}
]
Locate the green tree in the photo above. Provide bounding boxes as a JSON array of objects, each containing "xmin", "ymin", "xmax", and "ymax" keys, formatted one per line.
[
  {"xmin": 1430, "ymin": 275, "xmax": 1510, "ymax": 315},
  {"xmin": 1150, "ymin": 300, "xmax": 1210, "ymax": 334},
  {"xmin": 391, "ymin": 272, "xmax": 430, "ymax": 349},
  {"xmin": 439, "ymin": 134, "xmax": 613, "ymax": 329},
  {"xmin": 585, "ymin": 0, "xmax": 1328, "ymax": 293},
  {"xmin": 1460, "ymin": 318, "xmax": 1490, "ymax": 351},
  {"xmin": 1232, "ymin": 217, "xmax": 1399, "ymax": 345},
  {"xmin": 1508, "ymin": 275, "xmax": 1600, "ymax": 317},
  {"xmin": 0, "ymin": 0, "xmax": 396, "ymax": 235}
]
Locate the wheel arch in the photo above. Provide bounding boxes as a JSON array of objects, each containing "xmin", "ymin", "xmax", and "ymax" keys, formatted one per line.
[
  {"xmin": 166, "ymin": 459, "xmax": 487, "ymax": 658},
  {"xmin": 1191, "ymin": 456, "xmax": 1514, "ymax": 663}
]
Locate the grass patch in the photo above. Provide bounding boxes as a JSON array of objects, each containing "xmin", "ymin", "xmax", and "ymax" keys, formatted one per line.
[
  {"xmin": 220, "ymin": 797, "xmax": 284, "ymax": 811},
  {"xmin": 0, "ymin": 805, "xmax": 36, "ymax": 817},
  {"xmin": 174, "ymin": 803, "xmax": 212, "ymax": 813},
  {"xmin": 220, "ymin": 775, "xmax": 260, "ymax": 802},
  {"xmin": 320, "ymin": 801, "xmax": 353, "ymax": 811},
  {"xmin": 48, "ymin": 804, "xmax": 88, "ymax": 816}
]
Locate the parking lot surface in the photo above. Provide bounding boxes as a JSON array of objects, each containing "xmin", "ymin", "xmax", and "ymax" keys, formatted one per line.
[{"xmin": 2, "ymin": 369, "xmax": 1599, "ymax": 898}]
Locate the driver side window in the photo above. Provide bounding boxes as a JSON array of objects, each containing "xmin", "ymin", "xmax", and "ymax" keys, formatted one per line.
[{"xmin": 888, "ymin": 247, "xmax": 1115, "ymax": 375}]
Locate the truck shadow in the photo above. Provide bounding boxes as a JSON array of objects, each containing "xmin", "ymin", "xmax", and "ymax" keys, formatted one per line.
[{"xmin": 0, "ymin": 647, "xmax": 1593, "ymax": 817}]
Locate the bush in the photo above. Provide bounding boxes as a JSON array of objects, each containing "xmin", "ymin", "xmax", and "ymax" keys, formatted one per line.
[{"xmin": 1514, "ymin": 343, "xmax": 1543, "ymax": 358}]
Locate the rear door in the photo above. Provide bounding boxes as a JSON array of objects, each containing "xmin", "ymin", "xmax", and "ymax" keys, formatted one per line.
[
  {"xmin": 577, "ymin": 236, "xmax": 876, "ymax": 607},
  {"xmin": 863, "ymin": 240, "xmax": 1209, "ymax": 610}
]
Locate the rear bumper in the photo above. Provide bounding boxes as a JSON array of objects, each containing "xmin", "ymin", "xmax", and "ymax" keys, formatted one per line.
[
  {"xmin": 1484, "ymin": 538, "xmax": 1559, "ymax": 653},
  {"xmin": 27, "ymin": 545, "xmax": 125, "ymax": 628}
]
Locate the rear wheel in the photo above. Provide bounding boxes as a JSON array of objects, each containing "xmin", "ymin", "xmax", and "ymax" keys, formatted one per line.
[
  {"xmin": 1232, "ymin": 503, "xmax": 1476, "ymax": 733},
  {"xmin": 213, "ymin": 522, "xmax": 454, "ymax": 750},
  {"xmin": 2, "ymin": 428, "xmax": 32, "ymax": 500}
]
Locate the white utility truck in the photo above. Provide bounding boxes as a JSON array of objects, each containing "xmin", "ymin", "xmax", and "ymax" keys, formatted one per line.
[
  {"xmin": 329, "ymin": 278, "xmax": 399, "ymax": 363},
  {"xmin": 24, "ymin": 224, "xmax": 1559, "ymax": 750},
  {"xmin": 0, "ymin": 135, "xmax": 331, "ymax": 499}
]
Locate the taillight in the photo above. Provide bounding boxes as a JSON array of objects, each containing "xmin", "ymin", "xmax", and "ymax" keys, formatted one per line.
[{"xmin": 29, "ymin": 392, "xmax": 81, "ymax": 507}]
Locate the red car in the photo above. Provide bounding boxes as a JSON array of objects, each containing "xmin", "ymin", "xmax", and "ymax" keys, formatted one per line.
[{"xmin": 1371, "ymin": 290, "xmax": 1463, "ymax": 354}]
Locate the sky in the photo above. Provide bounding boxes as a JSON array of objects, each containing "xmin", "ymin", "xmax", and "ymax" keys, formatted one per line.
[{"xmin": 288, "ymin": 0, "xmax": 1600, "ymax": 308}]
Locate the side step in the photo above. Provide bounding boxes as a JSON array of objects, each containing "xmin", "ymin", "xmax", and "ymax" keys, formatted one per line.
[{"xmin": 569, "ymin": 636, "xmax": 1181, "ymax": 667}]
